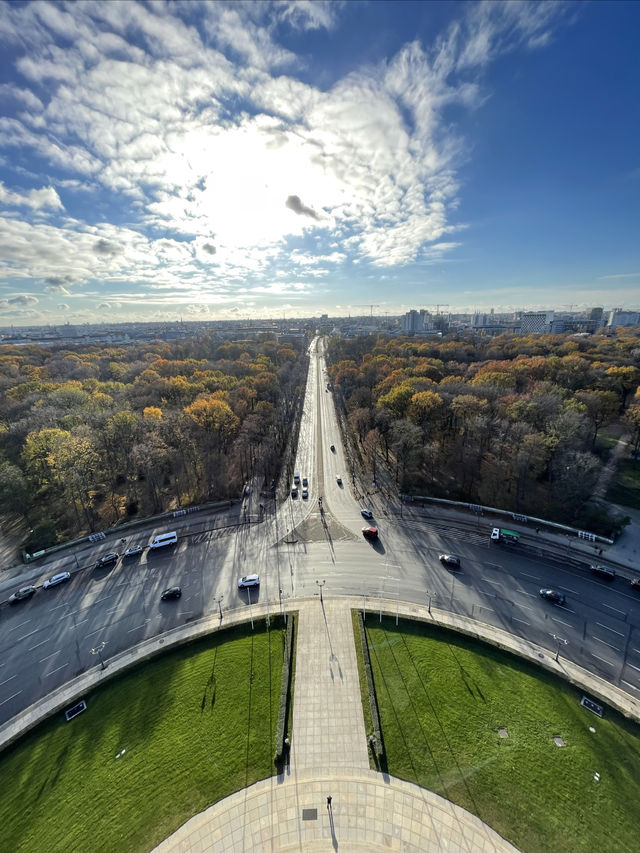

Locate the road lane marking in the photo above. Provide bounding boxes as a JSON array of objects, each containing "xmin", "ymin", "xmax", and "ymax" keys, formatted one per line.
[
  {"xmin": 551, "ymin": 618, "xmax": 574, "ymax": 629},
  {"xmin": 484, "ymin": 579, "xmax": 503, "ymax": 586},
  {"xmin": 44, "ymin": 663, "xmax": 68, "ymax": 677},
  {"xmin": 595, "ymin": 622, "xmax": 625, "ymax": 637},
  {"xmin": 591, "ymin": 652, "xmax": 615, "ymax": 666},
  {"xmin": 0, "ymin": 691, "xmax": 22, "ymax": 707},
  {"xmin": 127, "ymin": 623, "xmax": 148, "ymax": 633},
  {"xmin": 516, "ymin": 603, "xmax": 536, "ymax": 612},
  {"xmin": 9, "ymin": 619, "xmax": 31, "ymax": 631},
  {"xmin": 520, "ymin": 572, "xmax": 540, "ymax": 580},
  {"xmin": 15, "ymin": 629, "xmax": 40, "ymax": 642},
  {"xmin": 593, "ymin": 636, "xmax": 621, "ymax": 652},
  {"xmin": 520, "ymin": 591, "xmax": 537, "ymax": 598},
  {"xmin": 0, "ymin": 674, "xmax": 17, "ymax": 687},
  {"xmin": 84, "ymin": 627, "xmax": 107, "ymax": 639},
  {"xmin": 627, "ymin": 663, "xmax": 640, "ymax": 673},
  {"xmin": 28, "ymin": 639, "xmax": 49, "ymax": 652},
  {"xmin": 94, "ymin": 594, "xmax": 116, "ymax": 604},
  {"xmin": 601, "ymin": 602, "xmax": 626, "ymax": 616},
  {"xmin": 39, "ymin": 650, "xmax": 61, "ymax": 663},
  {"xmin": 621, "ymin": 680, "xmax": 639, "ymax": 691},
  {"xmin": 557, "ymin": 585, "xmax": 579, "ymax": 594},
  {"xmin": 512, "ymin": 617, "xmax": 530, "ymax": 625},
  {"xmin": 48, "ymin": 602, "xmax": 68, "ymax": 612},
  {"xmin": 104, "ymin": 606, "xmax": 121, "ymax": 614}
]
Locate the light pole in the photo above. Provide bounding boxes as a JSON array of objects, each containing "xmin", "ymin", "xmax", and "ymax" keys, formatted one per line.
[
  {"xmin": 214, "ymin": 594, "xmax": 224, "ymax": 620},
  {"xmin": 552, "ymin": 634, "xmax": 568, "ymax": 663},
  {"xmin": 426, "ymin": 590, "xmax": 436, "ymax": 616},
  {"xmin": 280, "ymin": 589, "xmax": 289, "ymax": 626},
  {"xmin": 315, "ymin": 579, "xmax": 325, "ymax": 603},
  {"xmin": 247, "ymin": 587, "xmax": 254, "ymax": 630},
  {"xmin": 90, "ymin": 640, "xmax": 108, "ymax": 671}
]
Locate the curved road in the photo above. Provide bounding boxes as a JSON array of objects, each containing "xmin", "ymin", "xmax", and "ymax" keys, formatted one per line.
[{"xmin": 1, "ymin": 336, "xmax": 640, "ymax": 728}]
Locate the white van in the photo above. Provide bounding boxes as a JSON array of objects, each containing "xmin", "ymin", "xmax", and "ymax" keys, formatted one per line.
[{"xmin": 149, "ymin": 531, "xmax": 178, "ymax": 550}]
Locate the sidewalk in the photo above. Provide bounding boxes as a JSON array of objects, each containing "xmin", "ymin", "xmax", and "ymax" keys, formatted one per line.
[{"xmin": 152, "ymin": 598, "xmax": 521, "ymax": 853}]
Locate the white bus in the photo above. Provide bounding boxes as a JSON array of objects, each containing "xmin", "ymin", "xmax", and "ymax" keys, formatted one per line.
[{"xmin": 149, "ymin": 531, "xmax": 178, "ymax": 550}]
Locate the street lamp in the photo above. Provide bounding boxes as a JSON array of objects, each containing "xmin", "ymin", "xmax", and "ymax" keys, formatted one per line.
[
  {"xmin": 214, "ymin": 594, "xmax": 224, "ymax": 620},
  {"xmin": 426, "ymin": 590, "xmax": 436, "ymax": 616},
  {"xmin": 552, "ymin": 634, "xmax": 568, "ymax": 663},
  {"xmin": 315, "ymin": 579, "xmax": 326, "ymax": 603},
  {"xmin": 279, "ymin": 589, "xmax": 289, "ymax": 626},
  {"xmin": 90, "ymin": 640, "xmax": 108, "ymax": 671}
]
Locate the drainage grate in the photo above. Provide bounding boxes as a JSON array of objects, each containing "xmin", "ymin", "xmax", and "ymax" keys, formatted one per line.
[{"xmin": 302, "ymin": 809, "xmax": 318, "ymax": 821}]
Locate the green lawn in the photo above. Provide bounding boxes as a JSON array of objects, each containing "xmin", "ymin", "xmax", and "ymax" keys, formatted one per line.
[
  {"xmin": 361, "ymin": 617, "xmax": 640, "ymax": 853},
  {"xmin": 0, "ymin": 619, "xmax": 286, "ymax": 853},
  {"xmin": 606, "ymin": 458, "xmax": 640, "ymax": 509}
]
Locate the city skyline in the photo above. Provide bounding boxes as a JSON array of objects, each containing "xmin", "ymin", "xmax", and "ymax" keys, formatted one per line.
[{"xmin": 0, "ymin": 0, "xmax": 639, "ymax": 326}]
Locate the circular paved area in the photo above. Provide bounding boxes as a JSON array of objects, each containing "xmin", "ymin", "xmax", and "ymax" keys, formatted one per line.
[{"xmin": 152, "ymin": 772, "xmax": 521, "ymax": 853}]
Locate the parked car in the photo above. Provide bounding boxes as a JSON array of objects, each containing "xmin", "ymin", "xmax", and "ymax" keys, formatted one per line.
[
  {"xmin": 293, "ymin": 472, "xmax": 300, "ymax": 484},
  {"xmin": 302, "ymin": 488, "xmax": 309, "ymax": 499},
  {"xmin": 539, "ymin": 588, "xmax": 566, "ymax": 605},
  {"xmin": 291, "ymin": 487, "xmax": 298, "ymax": 498},
  {"xmin": 362, "ymin": 526, "xmax": 378, "ymax": 539},
  {"xmin": 590, "ymin": 564, "xmax": 616, "ymax": 581},
  {"xmin": 302, "ymin": 477, "xmax": 308, "ymax": 487},
  {"xmin": 161, "ymin": 586, "xmax": 181, "ymax": 600},
  {"xmin": 238, "ymin": 574, "xmax": 260, "ymax": 588},
  {"xmin": 43, "ymin": 572, "xmax": 71, "ymax": 589},
  {"xmin": 95, "ymin": 552, "xmax": 119, "ymax": 569},
  {"xmin": 439, "ymin": 554, "xmax": 461, "ymax": 568},
  {"xmin": 361, "ymin": 508, "xmax": 373, "ymax": 519},
  {"xmin": 123, "ymin": 545, "xmax": 143, "ymax": 558},
  {"xmin": 9, "ymin": 585, "xmax": 36, "ymax": 604}
]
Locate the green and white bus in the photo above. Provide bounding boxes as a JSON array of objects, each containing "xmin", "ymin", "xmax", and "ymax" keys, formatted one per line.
[{"xmin": 490, "ymin": 527, "xmax": 521, "ymax": 545}]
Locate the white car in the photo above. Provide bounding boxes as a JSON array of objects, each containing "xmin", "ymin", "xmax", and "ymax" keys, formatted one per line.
[
  {"xmin": 123, "ymin": 545, "xmax": 143, "ymax": 558},
  {"xmin": 361, "ymin": 508, "xmax": 373, "ymax": 519},
  {"xmin": 238, "ymin": 574, "xmax": 260, "ymax": 589},
  {"xmin": 43, "ymin": 571, "xmax": 71, "ymax": 589}
]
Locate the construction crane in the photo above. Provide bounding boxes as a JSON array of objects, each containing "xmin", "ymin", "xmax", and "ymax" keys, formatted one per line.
[{"xmin": 431, "ymin": 304, "xmax": 449, "ymax": 315}]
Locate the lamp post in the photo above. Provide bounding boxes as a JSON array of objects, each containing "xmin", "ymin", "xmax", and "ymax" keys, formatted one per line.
[
  {"xmin": 280, "ymin": 589, "xmax": 289, "ymax": 626},
  {"xmin": 214, "ymin": 594, "xmax": 224, "ymax": 620},
  {"xmin": 247, "ymin": 586, "xmax": 254, "ymax": 630},
  {"xmin": 426, "ymin": 590, "xmax": 436, "ymax": 616},
  {"xmin": 552, "ymin": 634, "xmax": 568, "ymax": 663},
  {"xmin": 315, "ymin": 579, "xmax": 325, "ymax": 603},
  {"xmin": 90, "ymin": 640, "xmax": 108, "ymax": 671}
]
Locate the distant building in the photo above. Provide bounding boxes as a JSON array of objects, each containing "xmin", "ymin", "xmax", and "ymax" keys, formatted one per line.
[
  {"xmin": 520, "ymin": 311, "xmax": 555, "ymax": 334},
  {"xmin": 607, "ymin": 309, "xmax": 640, "ymax": 329},
  {"xmin": 402, "ymin": 309, "xmax": 436, "ymax": 335},
  {"xmin": 588, "ymin": 307, "xmax": 604, "ymax": 323}
]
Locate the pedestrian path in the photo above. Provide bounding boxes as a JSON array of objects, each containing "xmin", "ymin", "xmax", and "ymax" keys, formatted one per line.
[{"xmin": 152, "ymin": 598, "xmax": 521, "ymax": 852}]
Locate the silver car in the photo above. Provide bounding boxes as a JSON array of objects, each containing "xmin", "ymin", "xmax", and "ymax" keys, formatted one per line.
[
  {"xmin": 43, "ymin": 571, "xmax": 71, "ymax": 589},
  {"xmin": 238, "ymin": 574, "xmax": 260, "ymax": 589}
]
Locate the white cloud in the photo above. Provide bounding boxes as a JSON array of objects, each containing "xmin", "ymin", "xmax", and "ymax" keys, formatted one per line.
[{"xmin": 0, "ymin": 181, "xmax": 63, "ymax": 211}]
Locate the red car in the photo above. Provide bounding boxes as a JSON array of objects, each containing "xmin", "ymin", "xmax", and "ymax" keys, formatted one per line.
[{"xmin": 362, "ymin": 526, "xmax": 378, "ymax": 539}]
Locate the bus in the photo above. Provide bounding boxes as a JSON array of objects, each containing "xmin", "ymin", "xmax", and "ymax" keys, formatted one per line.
[{"xmin": 491, "ymin": 528, "xmax": 520, "ymax": 545}]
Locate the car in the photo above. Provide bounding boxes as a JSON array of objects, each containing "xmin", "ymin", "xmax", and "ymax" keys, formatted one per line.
[
  {"xmin": 336, "ymin": 475, "xmax": 342, "ymax": 485},
  {"xmin": 291, "ymin": 487, "xmax": 298, "ymax": 498},
  {"xmin": 439, "ymin": 554, "xmax": 461, "ymax": 568},
  {"xmin": 361, "ymin": 508, "xmax": 373, "ymax": 519},
  {"xmin": 539, "ymin": 588, "xmax": 566, "ymax": 605},
  {"xmin": 95, "ymin": 552, "xmax": 119, "ymax": 569},
  {"xmin": 43, "ymin": 572, "xmax": 71, "ymax": 589},
  {"xmin": 302, "ymin": 477, "xmax": 308, "ymax": 487},
  {"xmin": 630, "ymin": 578, "xmax": 640, "ymax": 592},
  {"xmin": 302, "ymin": 488, "xmax": 309, "ymax": 499},
  {"xmin": 8, "ymin": 585, "xmax": 36, "ymax": 604},
  {"xmin": 330, "ymin": 444, "xmax": 335, "ymax": 452},
  {"xmin": 161, "ymin": 586, "xmax": 182, "ymax": 601},
  {"xmin": 293, "ymin": 472, "xmax": 300, "ymax": 484},
  {"xmin": 238, "ymin": 574, "xmax": 260, "ymax": 588},
  {"xmin": 590, "ymin": 564, "xmax": 616, "ymax": 581},
  {"xmin": 123, "ymin": 545, "xmax": 143, "ymax": 558},
  {"xmin": 362, "ymin": 526, "xmax": 378, "ymax": 539}
]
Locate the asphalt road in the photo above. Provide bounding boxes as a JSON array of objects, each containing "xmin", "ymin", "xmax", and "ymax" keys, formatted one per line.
[{"xmin": 1, "ymin": 336, "xmax": 640, "ymax": 728}]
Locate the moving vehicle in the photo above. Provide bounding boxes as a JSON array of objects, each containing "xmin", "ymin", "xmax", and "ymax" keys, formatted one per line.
[
  {"xmin": 238, "ymin": 574, "xmax": 260, "ymax": 588},
  {"xmin": 95, "ymin": 552, "xmax": 119, "ymax": 568},
  {"xmin": 539, "ymin": 588, "xmax": 566, "ymax": 605},
  {"xmin": 362, "ymin": 526, "xmax": 378, "ymax": 539},
  {"xmin": 302, "ymin": 488, "xmax": 308, "ymax": 499},
  {"xmin": 9, "ymin": 585, "xmax": 36, "ymax": 604},
  {"xmin": 336, "ymin": 475, "xmax": 342, "ymax": 485},
  {"xmin": 302, "ymin": 477, "xmax": 308, "ymax": 487},
  {"xmin": 631, "ymin": 578, "xmax": 640, "ymax": 592},
  {"xmin": 123, "ymin": 545, "xmax": 143, "ymax": 558},
  {"xmin": 149, "ymin": 531, "xmax": 178, "ymax": 550},
  {"xmin": 590, "ymin": 564, "xmax": 616, "ymax": 581},
  {"xmin": 491, "ymin": 528, "xmax": 520, "ymax": 545},
  {"xmin": 43, "ymin": 572, "xmax": 71, "ymax": 589},
  {"xmin": 361, "ymin": 508, "xmax": 373, "ymax": 519},
  {"xmin": 330, "ymin": 445, "xmax": 335, "ymax": 452},
  {"xmin": 161, "ymin": 586, "xmax": 181, "ymax": 600},
  {"xmin": 291, "ymin": 487, "xmax": 298, "ymax": 498},
  {"xmin": 439, "ymin": 554, "xmax": 461, "ymax": 568},
  {"xmin": 293, "ymin": 472, "xmax": 300, "ymax": 484}
]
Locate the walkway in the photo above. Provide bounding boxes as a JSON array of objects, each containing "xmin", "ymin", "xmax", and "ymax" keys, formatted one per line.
[{"xmin": 152, "ymin": 598, "xmax": 521, "ymax": 853}]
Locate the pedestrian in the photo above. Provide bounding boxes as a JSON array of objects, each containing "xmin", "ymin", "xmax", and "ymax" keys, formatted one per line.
[{"xmin": 327, "ymin": 795, "xmax": 332, "ymax": 810}]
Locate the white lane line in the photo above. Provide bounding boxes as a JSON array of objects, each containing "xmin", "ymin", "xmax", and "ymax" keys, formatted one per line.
[
  {"xmin": 74, "ymin": 617, "xmax": 89, "ymax": 627},
  {"xmin": 520, "ymin": 591, "xmax": 538, "ymax": 598},
  {"xmin": 551, "ymin": 618, "xmax": 574, "ymax": 629},
  {"xmin": 621, "ymin": 680, "xmax": 639, "ymax": 691},
  {"xmin": 0, "ymin": 674, "xmax": 17, "ymax": 687},
  {"xmin": 84, "ymin": 627, "xmax": 107, "ymax": 639},
  {"xmin": 39, "ymin": 650, "xmax": 61, "ymax": 663},
  {"xmin": 9, "ymin": 619, "xmax": 31, "ymax": 631},
  {"xmin": 484, "ymin": 579, "xmax": 503, "ymax": 586},
  {"xmin": 104, "ymin": 606, "xmax": 120, "ymax": 615},
  {"xmin": 48, "ymin": 602, "xmax": 68, "ymax": 612},
  {"xmin": 94, "ymin": 594, "xmax": 115, "ymax": 604},
  {"xmin": 15, "ymin": 629, "xmax": 40, "ymax": 642},
  {"xmin": 520, "ymin": 572, "xmax": 540, "ymax": 580},
  {"xmin": 0, "ymin": 691, "xmax": 21, "ymax": 707},
  {"xmin": 517, "ymin": 603, "xmax": 536, "ymax": 612},
  {"xmin": 601, "ymin": 602, "xmax": 626, "ymax": 616},
  {"xmin": 44, "ymin": 663, "xmax": 68, "ymax": 677},
  {"xmin": 557, "ymin": 585, "xmax": 580, "ymax": 594},
  {"xmin": 595, "ymin": 622, "xmax": 625, "ymax": 637},
  {"xmin": 593, "ymin": 636, "xmax": 621, "ymax": 652},
  {"xmin": 512, "ymin": 617, "xmax": 530, "ymax": 626},
  {"xmin": 564, "ymin": 607, "xmax": 577, "ymax": 614},
  {"xmin": 633, "ymin": 649, "xmax": 640, "ymax": 656},
  {"xmin": 28, "ymin": 639, "xmax": 48, "ymax": 652},
  {"xmin": 127, "ymin": 623, "xmax": 147, "ymax": 633},
  {"xmin": 626, "ymin": 663, "xmax": 640, "ymax": 674},
  {"xmin": 591, "ymin": 652, "xmax": 615, "ymax": 666}
]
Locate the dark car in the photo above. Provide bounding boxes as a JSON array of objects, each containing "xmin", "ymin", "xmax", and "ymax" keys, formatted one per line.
[
  {"xmin": 539, "ymin": 588, "xmax": 566, "ymax": 605},
  {"xmin": 439, "ymin": 554, "xmax": 461, "ymax": 569},
  {"xmin": 330, "ymin": 444, "xmax": 335, "ymax": 452},
  {"xmin": 161, "ymin": 586, "xmax": 182, "ymax": 600},
  {"xmin": 9, "ymin": 585, "xmax": 36, "ymax": 604},
  {"xmin": 95, "ymin": 552, "xmax": 119, "ymax": 569},
  {"xmin": 302, "ymin": 477, "xmax": 308, "ymax": 487},
  {"xmin": 362, "ymin": 526, "xmax": 379, "ymax": 539},
  {"xmin": 590, "ymin": 564, "xmax": 616, "ymax": 581}
]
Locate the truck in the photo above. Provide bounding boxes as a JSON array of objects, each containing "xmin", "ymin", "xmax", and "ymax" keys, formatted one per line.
[{"xmin": 491, "ymin": 527, "xmax": 520, "ymax": 545}]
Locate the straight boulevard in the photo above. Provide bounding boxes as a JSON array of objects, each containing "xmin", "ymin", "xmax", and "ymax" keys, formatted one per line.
[{"xmin": 1, "ymin": 336, "xmax": 640, "ymax": 729}]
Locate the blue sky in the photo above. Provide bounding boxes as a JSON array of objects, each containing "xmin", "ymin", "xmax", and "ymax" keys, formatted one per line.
[{"xmin": 0, "ymin": 0, "xmax": 638, "ymax": 326}]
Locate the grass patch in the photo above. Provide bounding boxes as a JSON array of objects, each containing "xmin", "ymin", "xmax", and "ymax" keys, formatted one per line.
[
  {"xmin": 351, "ymin": 611, "xmax": 374, "ymax": 750},
  {"xmin": 606, "ymin": 458, "xmax": 640, "ymax": 509},
  {"xmin": 364, "ymin": 617, "xmax": 640, "ymax": 853},
  {"xmin": 0, "ymin": 619, "xmax": 286, "ymax": 853}
]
